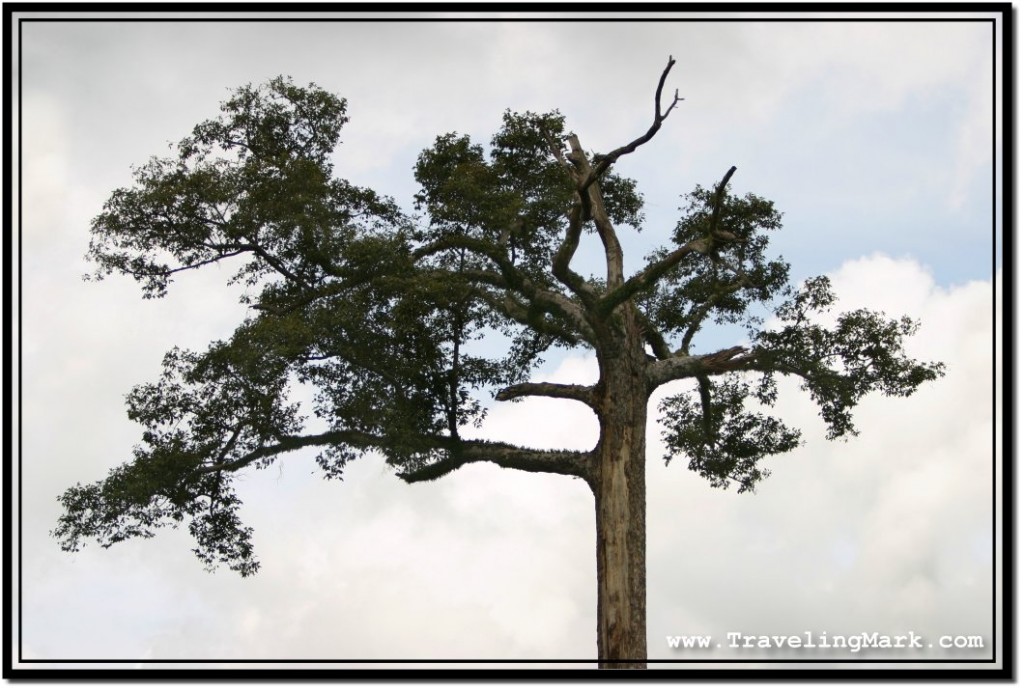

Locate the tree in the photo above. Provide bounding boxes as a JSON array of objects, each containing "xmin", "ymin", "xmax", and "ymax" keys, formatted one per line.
[{"xmin": 53, "ymin": 60, "xmax": 944, "ymax": 669}]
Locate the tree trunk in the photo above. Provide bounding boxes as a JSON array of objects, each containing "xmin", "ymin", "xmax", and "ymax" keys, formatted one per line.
[{"xmin": 593, "ymin": 311, "xmax": 649, "ymax": 670}]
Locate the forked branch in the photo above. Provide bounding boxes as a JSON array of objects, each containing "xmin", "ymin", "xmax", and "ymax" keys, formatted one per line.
[
  {"xmin": 584, "ymin": 56, "xmax": 684, "ymax": 189},
  {"xmin": 567, "ymin": 135, "xmax": 625, "ymax": 289}
]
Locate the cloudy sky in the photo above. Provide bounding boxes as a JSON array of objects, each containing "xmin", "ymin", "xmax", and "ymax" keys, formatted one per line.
[{"xmin": 13, "ymin": 9, "xmax": 1003, "ymax": 676}]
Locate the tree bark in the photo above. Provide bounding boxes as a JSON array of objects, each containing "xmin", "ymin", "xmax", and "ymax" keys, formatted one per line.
[{"xmin": 593, "ymin": 306, "xmax": 649, "ymax": 670}]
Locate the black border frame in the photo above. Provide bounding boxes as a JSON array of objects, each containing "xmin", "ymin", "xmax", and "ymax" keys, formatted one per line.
[{"xmin": 4, "ymin": 2, "xmax": 1013, "ymax": 681}]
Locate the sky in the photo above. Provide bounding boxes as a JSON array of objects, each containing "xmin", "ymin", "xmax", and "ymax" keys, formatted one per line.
[{"xmin": 11, "ymin": 9, "xmax": 1004, "ymax": 677}]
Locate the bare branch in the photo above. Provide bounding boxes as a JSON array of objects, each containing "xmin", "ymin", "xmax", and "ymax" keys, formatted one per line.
[
  {"xmin": 654, "ymin": 55, "xmax": 683, "ymax": 120},
  {"xmin": 647, "ymin": 345, "xmax": 758, "ymax": 391},
  {"xmin": 551, "ymin": 201, "xmax": 598, "ymax": 304},
  {"xmin": 706, "ymin": 165, "xmax": 738, "ymax": 237},
  {"xmin": 495, "ymin": 381, "xmax": 596, "ymax": 407},
  {"xmin": 567, "ymin": 135, "xmax": 624, "ymax": 289},
  {"xmin": 583, "ymin": 56, "xmax": 684, "ymax": 188}
]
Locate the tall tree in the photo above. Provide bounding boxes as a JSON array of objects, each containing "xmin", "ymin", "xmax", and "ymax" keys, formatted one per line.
[{"xmin": 54, "ymin": 61, "xmax": 943, "ymax": 668}]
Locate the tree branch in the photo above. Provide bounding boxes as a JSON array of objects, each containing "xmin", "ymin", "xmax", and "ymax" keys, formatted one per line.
[
  {"xmin": 598, "ymin": 240, "xmax": 705, "ymax": 317},
  {"xmin": 583, "ymin": 56, "xmax": 684, "ymax": 188},
  {"xmin": 494, "ymin": 381, "xmax": 596, "ymax": 407},
  {"xmin": 538, "ymin": 122, "xmax": 595, "ymax": 302},
  {"xmin": 247, "ymin": 241, "xmax": 310, "ymax": 287},
  {"xmin": 193, "ymin": 429, "xmax": 385, "ymax": 476},
  {"xmin": 416, "ymin": 236, "xmax": 524, "ymax": 292},
  {"xmin": 678, "ymin": 275, "xmax": 751, "ymax": 353},
  {"xmin": 125, "ymin": 247, "xmax": 255, "ymax": 280},
  {"xmin": 470, "ymin": 287, "xmax": 595, "ymax": 346},
  {"xmin": 597, "ymin": 166, "xmax": 738, "ymax": 317},
  {"xmin": 398, "ymin": 440, "xmax": 595, "ymax": 485},
  {"xmin": 467, "ymin": 271, "xmax": 595, "ymax": 344},
  {"xmin": 647, "ymin": 345, "xmax": 757, "ymax": 391},
  {"xmin": 551, "ymin": 200, "xmax": 598, "ymax": 305},
  {"xmin": 567, "ymin": 135, "xmax": 624, "ymax": 290},
  {"xmin": 636, "ymin": 308, "xmax": 673, "ymax": 360},
  {"xmin": 252, "ymin": 280, "xmax": 357, "ymax": 316},
  {"xmin": 194, "ymin": 419, "xmax": 597, "ymax": 487},
  {"xmin": 706, "ymin": 165, "xmax": 738, "ymax": 241},
  {"xmin": 538, "ymin": 121, "xmax": 575, "ymax": 178},
  {"xmin": 416, "ymin": 237, "xmax": 594, "ymax": 338},
  {"xmin": 212, "ymin": 421, "xmax": 248, "ymax": 466}
]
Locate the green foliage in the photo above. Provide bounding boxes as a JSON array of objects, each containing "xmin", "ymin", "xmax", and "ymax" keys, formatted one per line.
[
  {"xmin": 56, "ymin": 75, "xmax": 944, "ymax": 574},
  {"xmin": 659, "ymin": 374, "xmax": 801, "ymax": 493},
  {"xmin": 753, "ymin": 276, "xmax": 946, "ymax": 439},
  {"xmin": 86, "ymin": 76, "xmax": 400, "ymax": 298},
  {"xmin": 637, "ymin": 187, "xmax": 790, "ymax": 350},
  {"xmin": 414, "ymin": 110, "xmax": 644, "ymax": 279}
]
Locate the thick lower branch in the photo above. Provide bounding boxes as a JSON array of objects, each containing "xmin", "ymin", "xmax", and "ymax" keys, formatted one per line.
[
  {"xmin": 398, "ymin": 441, "xmax": 595, "ymax": 484},
  {"xmin": 194, "ymin": 427, "xmax": 596, "ymax": 487}
]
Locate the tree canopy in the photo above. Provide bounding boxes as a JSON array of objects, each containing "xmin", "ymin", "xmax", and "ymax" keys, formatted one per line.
[{"xmin": 55, "ymin": 68, "xmax": 944, "ymax": 585}]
